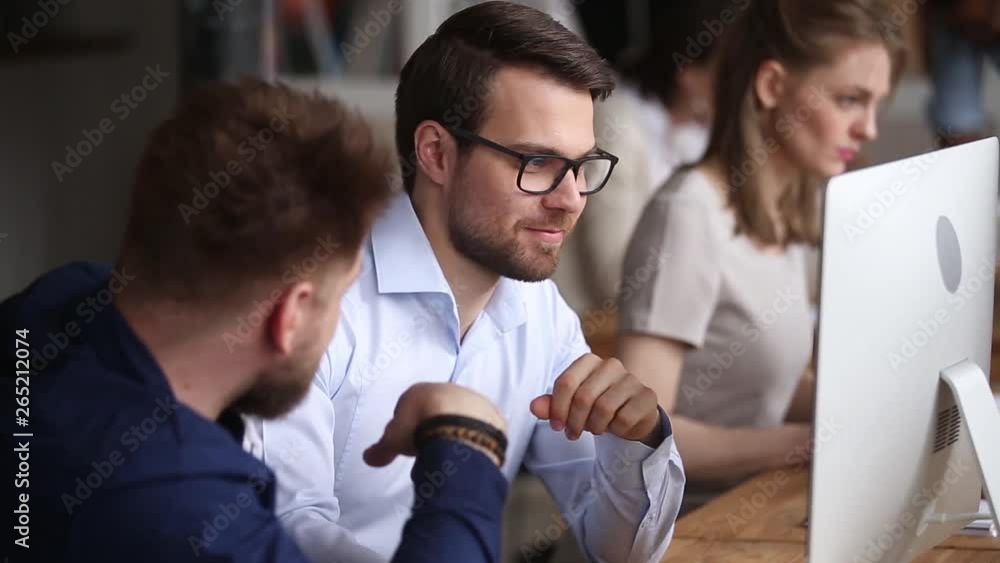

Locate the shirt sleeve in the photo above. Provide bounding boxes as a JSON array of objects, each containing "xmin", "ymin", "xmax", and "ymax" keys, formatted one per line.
[
  {"xmin": 392, "ymin": 439, "xmax": 509, "ymax": 563},
  {"xmin": 68, "ymin": 477, "xmax": 312, "ymax": 563},
  {"xmin": 255, "ymin": 317, "xmax": 387, "ymax": 563},
  {"xmin": 523, "ymin": 288, "xmax": 686, "ymax": 563},
  {"xmin": 616, "ymin": 189, "xmax": 722, "ymax": 348}
]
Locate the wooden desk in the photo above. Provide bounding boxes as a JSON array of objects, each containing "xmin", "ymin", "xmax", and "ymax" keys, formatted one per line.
[
  {"xmin": 667, "ymin": 469, "xmax": 1000, "ymax": 562},
  {"xmin": 664, "ymin": 538, "xmax": 1000, "ymax": 562}
]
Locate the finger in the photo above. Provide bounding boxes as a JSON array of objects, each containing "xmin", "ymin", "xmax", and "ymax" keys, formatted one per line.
[
  {"xmin": 363, "ymin": 440, "xmax": 396, "ymax": 468},
  {"xmin": 586, "ymin": 376, "xmax": 642, "ymax": 436},
  {"xmin": 608, "ymin": 390, "xmax": 659, "ymax": 441},
  {"xmin": 550, "ymin": 354, "xmax": 603, "ymax": 432},
  {"xmin": 363, "ymin": 419, "xmax": 410, "ymax": 467},
  {"xmin": 530, "ymin": 395, "xmax": 552, "ymax": 420},
  {"xmin": 565, "ymin": 360, "xmax": 626, "ymax": 439}
]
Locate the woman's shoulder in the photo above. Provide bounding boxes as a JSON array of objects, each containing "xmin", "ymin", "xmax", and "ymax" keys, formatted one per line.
[
  {"xmin": 628, "ymin": 167, "xmax": 734, "ymax": 249},
  {"xmin": 648, "ymin": 166, "xmax": 729, "ymax": 216}
]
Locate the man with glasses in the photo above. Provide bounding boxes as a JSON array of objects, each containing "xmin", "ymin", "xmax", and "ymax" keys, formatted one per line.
[
  {"xmin": 250, "ymin": 2, "xmax": 684, "ymax": 562},
  {"xmin": 446, "ymin": 127, "xmax": 619, "ymax": 196}
]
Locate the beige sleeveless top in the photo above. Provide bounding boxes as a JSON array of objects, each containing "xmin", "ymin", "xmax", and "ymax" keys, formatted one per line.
[{"xmin": 618, "ymin": 168, "xmax": 814, "ymax": 507}]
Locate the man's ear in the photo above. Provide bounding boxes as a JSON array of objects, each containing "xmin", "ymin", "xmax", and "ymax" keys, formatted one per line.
[
  {"xmin": 754, "ymin": 59, "xmax": 788, "ymax": 111},
  {"xmin": 268, "ymin": 282, "xmax": 314, "ymax": 356},
  {"xmin": 413, "ymin": 120, "xmax": 456, "ymax": 187}
]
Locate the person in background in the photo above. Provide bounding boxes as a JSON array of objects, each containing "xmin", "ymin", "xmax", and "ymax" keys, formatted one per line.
[
  {"xmin": 2, "ymin": 79, "xmax": 511, "ymax": 563},
  {"xmin": 250, "ymin": 3, "xmax": 684, "ymax": 562},
  {"xmin": 617, "ymin": 0, "xmax": 906, "ymax": 513},
  {"xmin": 554, "ymin": 0, "xmax": 731, "ymax": 316},
  {"xmin": 926, "ymin": 0, "xmax": 1000, "ymax": 146}
]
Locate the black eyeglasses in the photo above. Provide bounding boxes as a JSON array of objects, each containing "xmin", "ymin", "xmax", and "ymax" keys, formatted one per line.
[{"xmin": 447, "ymin": 127, "xmax": 619, "ymax": 196}]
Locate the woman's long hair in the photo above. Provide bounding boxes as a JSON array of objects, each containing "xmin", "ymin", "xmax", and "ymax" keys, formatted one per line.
[{"xmin": 704, "ymin": 0, "xmax": 907, "ymax": 246}]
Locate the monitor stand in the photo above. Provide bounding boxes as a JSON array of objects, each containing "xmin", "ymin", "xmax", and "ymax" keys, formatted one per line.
[{"xmin": 918, "ymin": 359, "xmax": 1000, "ymax": 533}]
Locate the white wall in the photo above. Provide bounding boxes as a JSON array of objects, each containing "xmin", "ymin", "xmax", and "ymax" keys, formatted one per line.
[{"xmin": 0, "ymin": 0, "xmax": 179, "ymax": 298}]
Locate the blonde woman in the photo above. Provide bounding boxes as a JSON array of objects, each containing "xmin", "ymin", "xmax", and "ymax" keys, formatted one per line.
[{"xmin": 617, "ymin": 0, "xmax": 907, "ymax": 511}]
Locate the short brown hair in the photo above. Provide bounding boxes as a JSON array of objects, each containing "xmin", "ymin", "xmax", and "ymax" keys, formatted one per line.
[
  {"xmin": 395, "ymin": 0, "xmax": 615, "ymax": 194},
  {"xmin": 705, "ymin": 0, "xmax": 907, "ymax": 246},
  {"xmin": 117, "ymin": 78, "xmax": 394, "ymax": 304}
]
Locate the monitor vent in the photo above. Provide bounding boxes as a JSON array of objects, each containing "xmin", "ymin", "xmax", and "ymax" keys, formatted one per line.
[{"xmin": 933, "ymin": 405, "xmax": 962, "ymax": 454}]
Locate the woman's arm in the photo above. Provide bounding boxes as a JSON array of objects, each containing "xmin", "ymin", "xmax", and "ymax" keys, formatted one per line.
[
  {"xmin": 618, "ymin": 332, "xmax": 812, "ymax": 482},
  {"xmin": 784, "ymin": 366, "xmax": 815, "ymax": 424}
]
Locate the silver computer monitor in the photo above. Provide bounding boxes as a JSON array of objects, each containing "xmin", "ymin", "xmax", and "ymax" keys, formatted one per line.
[{"xmin": 809, "ymin": 137, "xmax": 1000, "ymax": 563}]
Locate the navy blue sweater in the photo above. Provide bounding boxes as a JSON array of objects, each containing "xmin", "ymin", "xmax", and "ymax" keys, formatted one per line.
[{"xmin": 2, "ymin": 263, "xmax": 507, "ymax": 562}]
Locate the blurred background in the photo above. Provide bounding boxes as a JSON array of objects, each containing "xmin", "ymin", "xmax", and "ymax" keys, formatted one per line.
[
  {"xmin": 1, "ymin": 1, "xmax": 999, "ymax": 561},
  {"xmin": 1, "ymin": 0, "xmax": 998, "ymax": 300}
]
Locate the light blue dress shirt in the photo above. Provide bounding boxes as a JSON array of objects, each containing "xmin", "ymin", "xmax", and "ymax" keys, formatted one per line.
[{"xmin": 247, "ymin": 194, "xmax": 685, "ymax": 563}]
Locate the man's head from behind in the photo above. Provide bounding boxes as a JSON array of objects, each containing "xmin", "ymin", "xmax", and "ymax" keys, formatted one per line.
[
  {"xmin": 116, "ymin": 79, "xmax": 393, "ymax": 418},
  {"xmin": 395, "ymin": 1, "xmax": 615, "ymax": 282}
]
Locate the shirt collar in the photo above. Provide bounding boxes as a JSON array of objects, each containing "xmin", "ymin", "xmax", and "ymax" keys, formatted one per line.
[
  {"xmin": 485, "ymin": 277, "xmax": 528, "ymax": 333},
  {"xmin": 370, "ymin": 193, "xmax": 527, "ymax": 333},
  {"xmin": 371, "ymin": 193, "xmax": 452, "ymax": 295}
]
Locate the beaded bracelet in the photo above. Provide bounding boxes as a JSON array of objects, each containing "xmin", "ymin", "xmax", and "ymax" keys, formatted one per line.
[{"xmin": 414, "ymin": 415, "xmax": 508, "ymax": 467}]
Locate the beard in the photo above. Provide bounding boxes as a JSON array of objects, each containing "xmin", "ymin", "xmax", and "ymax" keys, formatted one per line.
[
  {"xmin": 229, "ymin": 348, "xmax": 320, "ymax": 419},
  {"xmin": 447, "ymin": 181, "xmax": 572, "ymax": 282}
]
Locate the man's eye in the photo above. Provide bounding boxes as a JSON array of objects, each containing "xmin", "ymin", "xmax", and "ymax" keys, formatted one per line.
[{"xmin": 525, "ymin": 157, "xmax": 550, "ymax": 171}]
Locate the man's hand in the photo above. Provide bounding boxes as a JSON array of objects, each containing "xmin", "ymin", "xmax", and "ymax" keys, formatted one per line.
[
  {"xmin": 530, "ymin": 354, "xmax": 664, "ymax": 448},
  {"xmin": 363, "ymin": 382, "xmax": 507, "ymax": 467}
]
